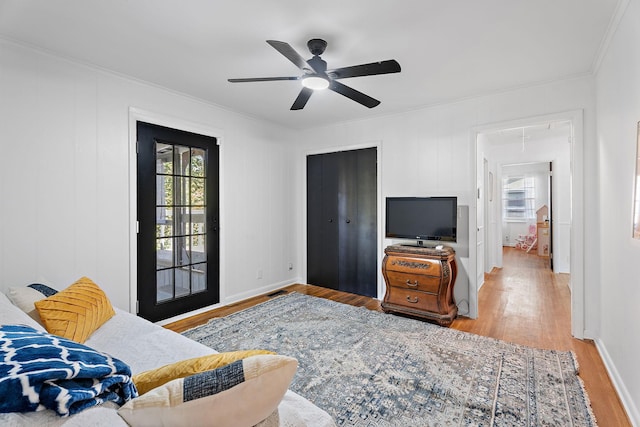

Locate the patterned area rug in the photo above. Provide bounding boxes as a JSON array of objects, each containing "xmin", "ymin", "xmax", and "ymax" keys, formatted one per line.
[{"xmin": 183, "ymin": 292, "xmax": 597, "ymax": 426}]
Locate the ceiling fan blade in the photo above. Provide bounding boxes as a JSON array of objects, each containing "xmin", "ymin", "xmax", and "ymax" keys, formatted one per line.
[
  {"xmin": 329, "ymin": 80, "xmax": 380, "ymax": 108},
  {"xmin": 291, "ymin": 87, "xmax": 313, "ymax": 110},
  {"xmin": 266, "ymin": 40, "xmax": 316, "ymax": 73},
  {"xmin": 228, "ymin": 77, "xmax": 300, "ymax": 83},
  {"xmin": 329, "ymin": 60, "xmax": 401, "ymax": 79}
]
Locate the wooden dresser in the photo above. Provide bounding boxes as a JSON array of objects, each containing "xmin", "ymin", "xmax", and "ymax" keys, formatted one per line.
[{"xmin": 381, "ymin": 244, "xmax": 458, "ymax": 326}]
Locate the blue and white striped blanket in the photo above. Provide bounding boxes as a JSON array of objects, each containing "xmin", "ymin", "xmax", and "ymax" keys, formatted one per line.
[{"xmin": 0, "ymin": 324, "xmax": 137, "ymax": 416}]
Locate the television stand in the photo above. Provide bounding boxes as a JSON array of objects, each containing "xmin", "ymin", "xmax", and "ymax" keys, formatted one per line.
[{"xmin": 381, "ymin": 244, "xmax": 457, "ymax": 326}]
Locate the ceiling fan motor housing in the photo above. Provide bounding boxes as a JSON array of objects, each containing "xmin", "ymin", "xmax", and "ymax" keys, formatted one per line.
[{"xmin": 307, "ymin": 38, "xmax": 327, "ymax": 56}]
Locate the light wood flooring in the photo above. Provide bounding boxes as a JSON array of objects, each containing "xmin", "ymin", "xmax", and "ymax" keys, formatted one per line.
[{"xmin": 165, "ymin": 247, "xmax": 630, "ymax": 426}]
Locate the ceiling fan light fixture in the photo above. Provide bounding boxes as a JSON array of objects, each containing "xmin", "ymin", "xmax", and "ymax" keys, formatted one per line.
[
  {"xmin": 301, "ymin": 75, "xmax": 330, "ymax": 90},
  {"xmin": 228, "ymin": 39, "xmax": 401, "ymax": 109}
]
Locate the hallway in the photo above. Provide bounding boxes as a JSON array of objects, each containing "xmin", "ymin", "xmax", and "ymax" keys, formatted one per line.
[{"xmin": 455, "ymin": 247, "xmax": 569, "ymax": 348}]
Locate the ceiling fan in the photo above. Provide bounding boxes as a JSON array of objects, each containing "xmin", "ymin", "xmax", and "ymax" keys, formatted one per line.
[{"xmin": 228, "ymin": 39, "xmax": 401, "ymax": 110}]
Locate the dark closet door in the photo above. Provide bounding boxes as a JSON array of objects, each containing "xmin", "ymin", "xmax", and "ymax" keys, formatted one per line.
[{"xmin": 307, "ymin": 148, "xmax": 377, "ymax": 297}]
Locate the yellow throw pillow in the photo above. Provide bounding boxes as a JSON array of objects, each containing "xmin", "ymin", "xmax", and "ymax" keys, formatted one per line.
[
  {"xmin": 34, "ymin": 277, "xmax": 115, "ymax": 343},
  {"xmin": 133, "ymin": 349, "xmax": 275, "ymax": 395},
  {"xmin": 118, "ymin": 354, "xmax": 298, "ymax": 427}
]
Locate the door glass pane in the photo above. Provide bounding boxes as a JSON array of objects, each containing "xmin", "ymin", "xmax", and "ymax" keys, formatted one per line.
[
  {"xmin": 155, "ymin": 141, "xmax": 208, "ymax": 304},
  {"xmin": 156, "ymin": 207, "xmax": 173, "ymax": 238},
  {"xmin": 174, "ymin": 146, "xmax": 190, "ymax": 176},
  {"xmin": 162, "ymin": 207, "xmax": 174, "ymax": 223},
  {"xmin": 191, "ymin": 263, "xmax": 206, "ymax": 294},
  {"xmin": 175, "ymin": 268, "xmax": 190, "ymax": 298},
  {"xmin": 192, "ymin": 234, "xmax": 205, "ymax": 263},
  {"xmin": 156, "ymin": 143, "xmax": 173, "ymax": 173},
  {"xmin": 156, "ymin": 175, "xmax": 172, "ymax": 206},
  {"xmin": 175, "ymin": 177, "xmax": 189, "ymax": 206},
  {"xmin": 175, "ymin": 235, "xmax": 191, "ymax": 266},
  {"xmin": 191, "ymin": 178, "xmax": 205, "ymax": 206},
  {"xmin": 156, "ymin": 269, "xmax": 173, "ymax": 302},
  {"xmin": 191, "ymin": 148, "xmax": 206, "ymax": 177},
  {"xmin": 175, "ymin": 207, "xmax": 191, "ymax": 236},
  {"xmin": 191, "ymin": 213, "xmax": 205, "ymax": 246},
  {"xmin": 156, "ymin": 238, "xmax": 173, "ymax": 268}
]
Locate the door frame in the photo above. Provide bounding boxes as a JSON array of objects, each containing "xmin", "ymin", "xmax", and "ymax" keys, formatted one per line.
[
  {"xmin": 128, "ymin": 108, "xmax": 225, "ymax": 320},
  {"xmin": 302, "ymin": 141, "xmax": 384, "ymax": 299},
  {"xmin": 471, "ymin": 109, "xmax": 585, "ymax": 339}
]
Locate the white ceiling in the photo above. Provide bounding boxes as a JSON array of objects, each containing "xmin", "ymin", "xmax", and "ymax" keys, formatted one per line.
[{"xmin": 0, "ymin": 0, "xmax": 619, "ymax": 130}]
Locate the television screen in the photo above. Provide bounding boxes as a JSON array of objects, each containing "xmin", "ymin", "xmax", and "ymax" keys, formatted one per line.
[{"xmin": 385, "ymin": 197, "xmax": 457, "ymax": 242}]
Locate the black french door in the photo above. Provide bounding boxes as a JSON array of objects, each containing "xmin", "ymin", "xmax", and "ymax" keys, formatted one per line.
[{"xmin": 137, "ymin": 122, "xmax": 219, "ymax": 322}]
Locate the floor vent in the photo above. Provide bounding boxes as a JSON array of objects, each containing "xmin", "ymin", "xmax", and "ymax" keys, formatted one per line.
[{"xmin": 267, "ymin": 290, "xmax": 288, "ymax": 298}]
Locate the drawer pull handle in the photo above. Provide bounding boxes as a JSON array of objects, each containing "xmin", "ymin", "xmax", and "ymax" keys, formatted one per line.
[
  {"xmin": 406, "ymin": 280, "xmax": 418, "ymax": 287},
  {"xmin": 406, "ymin": 296, "xmax": 419, "ymax": 304}
]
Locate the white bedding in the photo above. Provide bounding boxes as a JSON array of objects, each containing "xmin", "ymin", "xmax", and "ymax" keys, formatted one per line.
[{"xmin": 0, "ymin": 295, "xmax": 335, "ymax": 427}]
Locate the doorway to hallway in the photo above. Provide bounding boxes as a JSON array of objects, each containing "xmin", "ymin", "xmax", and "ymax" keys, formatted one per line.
[{"xmin": 473, "ymin": 111, "xmax": 584, "ymax": 338}]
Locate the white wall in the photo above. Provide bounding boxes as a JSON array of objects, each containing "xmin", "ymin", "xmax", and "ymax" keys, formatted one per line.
[
  {"xmin": 292, "ymin": 76, "xmax": 597, "ymax": 324},
  {"xmin": 0, "ymin": 39, "xmax": 301, "ymax": 313},
  {"xmin": 595, "ymin": 0, "xmax": 640, "ymax": 423}
]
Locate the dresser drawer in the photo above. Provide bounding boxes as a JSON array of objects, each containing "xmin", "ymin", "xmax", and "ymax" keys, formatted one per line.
[
  {"xmin": 385, "ymin": 270, "xmax": 440, "ymax": 294},
  {"xmin": 385, "ymin": 256, "xmax": 442, "ymax": 277},
  {"xmin": 384, "ymin": 288, "xmax": 439, "ymax": 313}
]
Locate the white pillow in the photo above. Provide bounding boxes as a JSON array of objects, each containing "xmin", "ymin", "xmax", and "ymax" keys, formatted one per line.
[
  {"xmin": 0, "ymin": 291, "xmax": 46, "ymax": 331},
  {"xmin": 118, "ymin": 354, "xmax": 297, "ymax": 427},
  {"xmin": 6, "ymin": 284, "xmax": 58, "ymax": 324},
  {"xmin": 7, "ymin": 286, "xmax": 46, "ymax": 322}
]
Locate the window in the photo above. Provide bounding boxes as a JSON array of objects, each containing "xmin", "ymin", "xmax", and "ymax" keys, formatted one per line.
[{"xmin": 503, "ymin": 175, "xmax": 535, "ymax": 220}]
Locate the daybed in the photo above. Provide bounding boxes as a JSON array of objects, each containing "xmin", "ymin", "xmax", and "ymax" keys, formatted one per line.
[{"xmin": 0, "ymin": 282, "xmax": 336, "ymax": 427}]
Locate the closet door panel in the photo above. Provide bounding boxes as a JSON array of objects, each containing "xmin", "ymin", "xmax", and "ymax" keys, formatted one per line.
[
  {"xmin": 321, "ymin": 152, "xmax": 340, "ymax": 289},
  {"xmin": 337, "ymin": 149, "xmax": 358, "ymax": 294},
  {"xmin": 307, "ymin": 153, "xmax": 339, "ymax": 289},
  {"xmin": 353, "ymin": 147, "xmax": 378, "ymax": 297}
]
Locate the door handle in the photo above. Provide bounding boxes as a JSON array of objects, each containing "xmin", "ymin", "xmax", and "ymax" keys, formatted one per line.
[
  {"xmin": 406, "ymin": 280, "xmax": 418, "ymax": 287},
  {"xmin": 328, "ymin": 219, "xmax": 333, "ymax": 223},
  {"xmin": 346, "ymin": 219, "xmax": 351, "ymax": 223},
  {"xmin": 406, "ymin": 296, "xmax": 419, "ymax": 304}
]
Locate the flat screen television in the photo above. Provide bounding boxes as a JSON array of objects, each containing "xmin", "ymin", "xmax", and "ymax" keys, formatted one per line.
[{"xmin": 385, "ymin": 196, "xmax": 457, "ymax": 242}]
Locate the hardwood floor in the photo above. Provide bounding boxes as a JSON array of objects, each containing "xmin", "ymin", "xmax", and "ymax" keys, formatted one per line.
[{"xmin": 165, "ymin": 247, "xmax": 630, "ymax": 426}]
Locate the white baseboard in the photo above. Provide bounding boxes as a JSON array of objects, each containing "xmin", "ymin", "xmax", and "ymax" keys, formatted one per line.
[
  {"xmin": 594, "ymin": 338, "xmax": 639, "ymax": 426},
  {"xmin": 222, "ymin": 278, "xmax": 303, "ymax": 306},
  {"xmin": 156, "ymin": 278, "xmax": 303, "ymax": 326}
]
